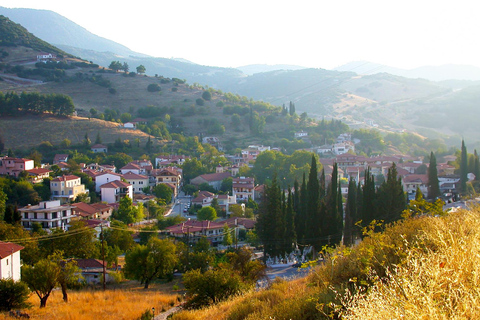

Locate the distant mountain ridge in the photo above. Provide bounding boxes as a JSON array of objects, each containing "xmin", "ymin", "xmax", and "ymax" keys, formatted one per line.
[
  {"xmin": 0, "ymin": 6, "xmax": 143, "ymax": 58},
  {"xmin": 237, "ymin": 64, "xmax": 307, "ymax": 75},
  {"xmin": 335, "ymin": 60, "xmax": 480, "ymax": 82}
]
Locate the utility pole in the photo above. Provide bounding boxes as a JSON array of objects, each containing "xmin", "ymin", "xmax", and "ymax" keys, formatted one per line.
[{"xmin": 100, "ymin": 223, "xmax": 106, "ymax": 291}]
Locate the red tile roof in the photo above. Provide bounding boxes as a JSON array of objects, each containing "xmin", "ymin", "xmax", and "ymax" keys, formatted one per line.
[
  {"xmin": 51, "ymin": 175, "xmax": 80, "ymax": 182},
  {"xmin": 121, "ymin": 163, "xmax": 141, "ymax": 170},
  {"xmin": 27, "ymin": 168, "xmax": 52, "ymax": 175},
  {"xmin": 196, "ymin": 172, "xmax": 231, "ymax": 182},
  {"xmin": 0, "ymin": 242, "xmax": 24, "ymax": 259},
  {"xmin": 100, "ymin": 180, "xmax": 131, "ymax": 189},
  {"xmin": 74, "ymin": 258, "xmax": 106, "ymax": 269},
  {"xmin": 166, "ymin": 220, "xmax": 224, "ymax": 234},
  {"xmin": 122, "ymin": 172, "xmax": 148, "ymax": 180}
]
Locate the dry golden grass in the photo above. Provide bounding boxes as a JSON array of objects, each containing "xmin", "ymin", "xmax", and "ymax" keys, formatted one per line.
[
  {"xmin": 0, "ymin": 114, "xmax": 155, "ymax": 150},
  {"xmin": 344, "ymin": 208, "xmax": 480, "ymax": 319},
  {"xmin": 0, "ymin": 282, "xmax": 180, "ymax": 320}
]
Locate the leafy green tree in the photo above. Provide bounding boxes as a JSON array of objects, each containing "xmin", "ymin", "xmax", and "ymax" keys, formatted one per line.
[
  {"xmin": 104, "ymin": 220, "xmax": 135, "ymax": 252},
  {"xmin": 153, "ymin": 184, "xmax": 173, "ymax": 204},
  {"xmin": 136, "ymin": 65, "xmax": 146, "ymax": 74},
  {"xmin": 197, "ymin": 206, "xmax": 217, "ymax": 221},
  {"xmin": 222, "ymin": 224, "xmax": 233, "ymax": 247},
  {"xmin": 113, "ymin": 195, "xmax": 143, "ymax": 225},
  {"xmin": 124, "ymin": 238, "xmax": 177, "ymax": 288},
  {"xmin": 0, "ymin": 279, "xmax": 31, "ymax": 311},
  {"xmin": 428, "ymin": 151, "xmax": 441, "ymax": 199},
  {"xmin": 195, "ymin": 98, "xmax": 205, "ymax": 106},
  {"xmin": 183, "ymin": 267, "xmax": 244, "ymax": 308},
  {"xmin": 109, "ymin": 61, "xmax": 122, "ymax": 72},
  {"xmin": 22, "ymin": 256, "xmax": 81, "ymax": 308},
  {"xmin": 4, "ymin": 204, "xmax": 21, "ymax": 224},
  {"xmin": 122, "ymin": 62, "xmax": 129, "ymax": 73},
  {"xmin": 0, "ymin": 190, "xmax": 6, "ymax": 221}
]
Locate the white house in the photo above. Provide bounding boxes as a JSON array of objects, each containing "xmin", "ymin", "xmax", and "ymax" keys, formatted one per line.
[
  {"xmin": 19, "ymin": 200, "xmax": 76, "ymax": 231},
  {"xmin": 123, "ymin": 122, "xmax": 136, "ymax": 129},
  {"xmin": 90, "ymin": 144, "xmax": 108, "ymax": 153},
  {"xmin": 95, "ymin": 172, "xmax": 122, "ymax": 192},
  {"xmin": 294, "ymin": 130, "xmax": 308, "ymax": 139},
  {"xmin": 0, "ymin": 242, "xmax": 24, "ymax": 281},
  {"xmin": 100, "ymin": 180, "xmax": 133, "ymax": 204},
  {"xmin": 122, "ymin": 172, "xmax": 149, "ymax": 193}
]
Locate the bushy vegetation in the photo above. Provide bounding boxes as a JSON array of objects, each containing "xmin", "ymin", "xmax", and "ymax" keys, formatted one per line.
[{"xmin": 0, "ymin": 91, "xmax": 75, "ymax": 116}]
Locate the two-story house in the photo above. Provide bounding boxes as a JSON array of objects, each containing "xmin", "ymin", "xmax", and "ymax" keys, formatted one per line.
[
  {"xmin": 190, "ymin": 172, "xmax": 231, "ymax": 191},
  {"xmin": 151, "ymin": 167, "xmax": 182, "ymax": 196},
  {"xmin": 26, "ymin": 168, "xmax": 52, "ymax": 184},
  {"xmin": 50, "ymin": 175, "xmax": 87, "ymax": 204},
  {"xmin": 122, "ymin": 171, "xmax": 149, "ymax": 193},
  {"xmin": 0, "ymin": 157, "xmax": 34, "ymax": 177},
  {"xmin": 165, "ymin": 220, "xmax": 225, "ymax": 245},
  {"xmin": 100, "ymin": 180, "xmax": 133, "ymax": 204},
  {"xmin": 95, "ymin": 172, "xmax": 123, "ymax": 192},
  {"xmin": 19, "ymin": 200, "xmax": 76, "ymax": 231},
  {"xmin": 232, "ymin": 177, "xmax": 255, "ymax": 202}
]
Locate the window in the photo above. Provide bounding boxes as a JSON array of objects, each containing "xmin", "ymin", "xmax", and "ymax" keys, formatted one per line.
[
  {"xmin": 24, "ymin": 212, "xmax": 28, "ymax": 219},
  {"xmin": 34, "ymin": 213, "xmax": 37, "ymax": 219},
  {"xmin": 62, "ymin": 210, "xmax": 67, "ymax": 217}
]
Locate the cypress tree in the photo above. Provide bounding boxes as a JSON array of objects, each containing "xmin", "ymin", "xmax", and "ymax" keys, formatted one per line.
[
  {"xmin": 427, "ymin": 152, "xmax": 441, "ymax": 199},
  {"xmin": 305, "ymin": 156, "xmax": 320, "ymax": 250},
  {"xmin": 323, "ymin": 163, "xmax": 339, "ymax": 246},
  {"xmin": 295, "ymin": 173, "xmax": 307, "ymax": 245},
  {"xmin": 375, "ymin": 163, "xmax": 406, "ymax": 224},
  {"xmin": 293, "ymin": 178, "xmax": 300, "ymax": 213},
  {"xmin": 284, "ymin": 189, "xmax": 296, "ymax": 254},
  {"xmin": 474, "ymin": 150, "xmax": 480, "ymax": 181},
  {"xmin": 333, "ymin": 183, "xmax": 344, "ymax": 245},
  {"xmin": 257, "ymin": 174, "xmax": 283, "ymax": 262},
  {"xmin": 460, "ymin": 140, "xmax": 468, "ymax": 194},
  {"xmin": 361, "ymin": 168, "xmax": 376, "ymax": 228},
  {"xmin": 344, "ymin": 178, "xmax": 357, "ymax": 246},
  {"xmin": 355, "ymin": 181, "xmax": 363, "ymax": 239}
]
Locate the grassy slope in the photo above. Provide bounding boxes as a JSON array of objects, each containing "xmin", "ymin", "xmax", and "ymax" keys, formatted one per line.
[
  {"xmin": 0, "ymin": 281, "xmax": 180, "ymax": 320},
  {"xmin": 172, "ymin": 209, "xmax": 480, "ymax": 320},
  {"xmin": 0, "ymin": 115, "xmax": 154, "ymax": 150}
]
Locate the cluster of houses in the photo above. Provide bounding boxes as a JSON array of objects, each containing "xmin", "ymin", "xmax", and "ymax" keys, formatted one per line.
[{"xmin": 320, "ymin": 153, "xmax": 459, "ymax": 199}]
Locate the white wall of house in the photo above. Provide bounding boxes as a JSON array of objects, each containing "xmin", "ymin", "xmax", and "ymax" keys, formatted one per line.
[
  {"xmin": 95, "ymin": 173, "xmax": 121, "ymax": 192},
  {"xmin": 0, "ymin": 251, "xmax": 22, "ymax": 281}
]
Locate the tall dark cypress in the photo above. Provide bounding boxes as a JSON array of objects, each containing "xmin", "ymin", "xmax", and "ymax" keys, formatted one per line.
[
  {"xmin": 305, "ymin": 156, "xmax": 320, "ymax": 249},
  {"xmin": 284, "ymin": 189, "xmax": 296, "ymax": 254},
  {"xmin": 257, "ymin": 173, "xmax": 283, "ymax": 261},
  {"xmin": 375, "ymin": 163, "xmax": 406, "ymax": 223},
  {"xmin": 344, "ymin": 178, "xmax": 357, "ymax": 246},
  {"xmin": 355, "ymin": 181, "xmax": 363, "ymax": 239},
  {"xmin": 361, "ymin": 168, "xmax": 376, "ymax": 228},
  {"xmin": 323, "ymin": 163, "xmax": 339, "ymax": 246},
  {"xmin": 460, "ymin": 140, "xmax": 468, "ymax": 194},
  {"xmin": 334, "ymin": 183, "xmax": 344, "ymax": 245},
  {"xmin": 295, "ymin": 173, "xmax": 308, "ymax": 245},
  {"xmin": 427, "ymin": 151, "xmax": 441, "ymax": 199},
  {"xmin": 293, "ymin": 179, "xmax": 300, "ymax": 213}
]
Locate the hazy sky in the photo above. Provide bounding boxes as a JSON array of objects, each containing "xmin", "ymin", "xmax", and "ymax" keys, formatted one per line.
[{"xmin": 2, "ymin": 0, "xmax": 480, "ymax": 70}]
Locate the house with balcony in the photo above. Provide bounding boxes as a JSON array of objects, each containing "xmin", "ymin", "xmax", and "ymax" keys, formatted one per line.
[
  {"xmin": 155, "ymin": 155, "xmax": 189, "ymax": 168},
  {"xmin": 0, "ymin": 157, "xmax": 34, "ymax": 178},
  {"xmin": 71, "ymin": 202, "xmax": 113, "ymax": 220},
  {"xmin": 50, "ymin": 175, "xmax": 87, "ymax": 204},
  {"xmin": 0, "ymin": 241, "xmax": 24, "ymax": 281},
  {"xmin": 19, "ymin": 200, "xmax": 76, "ymax": 231},
  {"xmin": 151, "ymin": 167, "xmax": 182, "ymax": 196},
  {"xmin": 100, "ymin": 180, "xmax": 133, "ymax": 204},
  {"xmin": 53, "ymin": 154, "xmax": 69, "ymax": 164},
  {"xmin": 27, "ymin": 167, "xmax": 52, "ymax": 183},
  {"xmin": 232, "ymin": 177, "xmax": 255, "ymax": 202},
  {"xmin": 165, "ymin": 220, "xmax": 225, "ymax": 245}
]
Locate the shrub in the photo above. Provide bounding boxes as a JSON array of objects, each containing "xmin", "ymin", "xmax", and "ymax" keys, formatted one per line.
[
  {"xmin": 147, "ymin": 83, "xmax": 161, "ymax": 92},
  {"xmin": 202, "ymin": 91, "xmax": 212, "ymax": 101},
  {"xmin": 109, "ymin": 88, "xmax": 117, "ymax": 94},
  {"xmin": 0, "ymin": 279, "xmax": 32, "ymax": 311},
  {"xmin": 195, "ymin": 98, "xmax": 204, "ymax": 106},
  {"xmin": 171, "ymin": 87, "xmax": 178, "ymax": 92}
]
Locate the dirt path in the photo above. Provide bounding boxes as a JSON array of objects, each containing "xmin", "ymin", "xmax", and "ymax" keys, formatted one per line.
[{"xmin": 154, "ymin": 305, "xmax": 182, "ymax": 320}]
